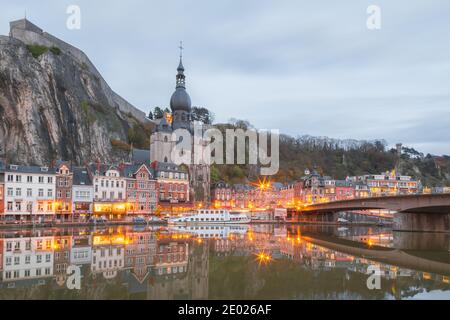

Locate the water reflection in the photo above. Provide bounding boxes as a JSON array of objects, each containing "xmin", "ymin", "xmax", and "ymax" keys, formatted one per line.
[{"xmin": 0, "ymin": 225, "xmax": 449, "ymax": 300}]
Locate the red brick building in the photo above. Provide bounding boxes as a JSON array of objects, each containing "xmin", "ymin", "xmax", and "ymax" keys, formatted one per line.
[
  {"xmin": 155, "ymin": 163, "xmax": 189, "ymax": 205},
  {"xmin": 124, "ymin": 230, "xmax": 156, "ymax": 282},
  {"xmin": 55, "ymin": 162, "xmax": 73, "ymax": 220},
  {"xmin": 335, "ymin": 180, "xmax": 356, "ymax": 201},
  {"xmin": 211, "ymin": 182, "xmax": 233, "ymax": 208},
  {"xmin": 154, "ymin": 238, "xmax": 189, "ymax": 276},
  {"xmin": 124, "ymin": 164, "xmax": 158, "ymax": 216}
]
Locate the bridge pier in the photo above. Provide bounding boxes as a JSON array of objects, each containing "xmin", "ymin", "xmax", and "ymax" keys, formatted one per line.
[{"xmin": 394, "ymin": 212, "xmax": 450, "ymax": 233}]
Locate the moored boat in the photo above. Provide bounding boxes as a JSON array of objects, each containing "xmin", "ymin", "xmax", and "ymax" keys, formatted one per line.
[{"xmin": 167, "ymin": 209, "xmax": 251, "ymax": 225}]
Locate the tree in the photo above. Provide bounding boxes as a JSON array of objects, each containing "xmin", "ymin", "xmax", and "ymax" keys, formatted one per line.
[
  {"xmin": 211, "ymin": 165, "xmax": 221, "ymax": 184},
  {"xmin": 128, "ymin": 124, "xmax": 148, "ymax": 149},
  {"xmin": 192, "ymin": 106, "xmax": 215, "ymax": 124},
  {"xmin": 164, "ymin": 107, "xmax": 171, "ymax": 114},
  {"xmin": 153, "ymin": 107, "xmax": 164, "ymax": 119},
  {"xmin": 148, "ymin": 110, "xmax": 154, "ymax": 120}
]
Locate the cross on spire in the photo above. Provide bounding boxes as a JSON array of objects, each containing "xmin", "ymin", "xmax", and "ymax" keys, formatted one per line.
[{"xmin": 179, "ymin": 41, "xmax": 184, "ymax": 59}]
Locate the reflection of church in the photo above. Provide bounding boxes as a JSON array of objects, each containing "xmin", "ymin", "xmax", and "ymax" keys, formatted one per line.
[{"xmin": 150, "ymin": 51, "xmax": 210, "ymax": 204}]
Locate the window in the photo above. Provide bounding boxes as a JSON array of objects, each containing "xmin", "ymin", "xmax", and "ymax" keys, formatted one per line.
[
  {"xmin": 38, "ymin": 189, "xmax": 44, "ymax": 197},
  {"xmin": 39, "ymin": 176, "xmax": 44, "ymax": 183},
  {"xmin": 7, "ymin": 188, "xmax": 13, "ymax": 197},
  {"xmin": 14, "ymin": 256, "xmax": 20, "ymax": 265},
  {"xmin": 27, "ymin": 176, "xmax": 32, "ymax": 183},
  {"xmin": 27, "ymin": 188, "xmax": 32, "ymax": 197},
  {"xmin": 7, "ymin": 174, "xmax": 13, "ymax": 182},
  {"xmin": 25, "ymin": 256, "xmax": 31, "ymax": 264},
  {"xmin": 48, "ymin": 177, "xmax": 53, "ymax": 184},
  {"xmin": 16, "ymin": 175, "xmax": 22, "ymax": 182},
  {"xmin": 5, "ymin": 257, "xmax": 11, "ymax": 266},
  {"xmin": 48, "ymin": 189, "xmax": 53, "ymax": 197},
  {"xmin": 37, "ymin": 255, "xmax": 42, "ymax": 263}
]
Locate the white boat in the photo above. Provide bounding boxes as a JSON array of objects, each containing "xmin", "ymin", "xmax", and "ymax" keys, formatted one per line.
[
  {"xmin": 169, "ymin": 224, "xmax": 249, "ymax": 238},
  {"xmin": 167, "ymin": 209, "xmax": 251, "ymax": 225}
]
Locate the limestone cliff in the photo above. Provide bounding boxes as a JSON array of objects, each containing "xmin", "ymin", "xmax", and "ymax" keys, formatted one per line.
[{"xmin": 0, "ymin": 21, "xmax": 151, "ymax": 165}]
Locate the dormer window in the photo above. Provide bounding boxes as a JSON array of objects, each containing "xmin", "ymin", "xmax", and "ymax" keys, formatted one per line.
[
  {"xmin": 10, "ymin": 165, "xmax": 18, "ymax": 171},
  {"xmin": 40, "ymin": 167, "xmax": 48, "ymax": 172}
]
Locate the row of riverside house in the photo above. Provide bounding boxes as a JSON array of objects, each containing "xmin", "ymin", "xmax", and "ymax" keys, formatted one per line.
[
  {"xmin": 211, "ymin": 168, "xmax": 422, "ymax": 209},
  {"xmin": 0, "ymin": 159, "xmax": 190, "ymax": 223}
]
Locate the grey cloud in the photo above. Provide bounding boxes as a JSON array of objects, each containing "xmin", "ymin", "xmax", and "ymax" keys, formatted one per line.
[{"xmin": 1, "ymin": 0, "xmax": 449, "ymax": 154}]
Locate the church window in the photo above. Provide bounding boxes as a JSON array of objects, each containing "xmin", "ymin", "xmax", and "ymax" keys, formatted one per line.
[
  {"xmin": 164, "ymin": 157, "xmax": 168, "ymax": 163},
  {"xmin": 164, "ymin": 136, "xmax": 168, "ymax": 143}
]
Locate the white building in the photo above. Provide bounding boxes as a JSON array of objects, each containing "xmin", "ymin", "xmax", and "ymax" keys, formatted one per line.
[
  {"xmin": 91, "ymin": 165, "xmax": 126, "ymax": 202},
  {"xmin": 90, "ymin": 165, "xmax": 127, "ymax": 218},
  {"xmin": 3, "ymin": 164, "xmax": 56, "ymax": 221},
  {"xmin": 70, "ymin": 235, "xmax": 92, "ymax": 265},
  {"xmin": 72, "ymin": 167, "xmax": 94, "ymax": 216},
  {"xmin": 1, "ymin": 236, "xmax": 54, "ymax": 282},
  {"xmin": 91, "ymin": 245, "xmax": 125, "ymax": 279}
]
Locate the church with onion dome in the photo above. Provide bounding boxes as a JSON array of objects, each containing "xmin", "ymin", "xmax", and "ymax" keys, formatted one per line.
[{"xmin": 149, "ymin": 46, "xmax": 211, "ymax": 204}]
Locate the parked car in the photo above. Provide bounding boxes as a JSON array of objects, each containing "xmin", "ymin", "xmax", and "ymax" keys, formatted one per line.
[
  {"xmin": 132, "ymin": 216, "xmax": 146, "ymax": 224},
  {"xmin": 89, "ymin": 216, "xmax": 108, "ymax": 223},
  {"xmin": 149, "ymin": 216, "xmax": 162, "ymax": 223}
]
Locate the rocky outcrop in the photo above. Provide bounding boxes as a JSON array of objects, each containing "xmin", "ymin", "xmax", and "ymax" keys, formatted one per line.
[{"xmin": 0, "ymin": 34, "xmax": 149, "ymax": 165}]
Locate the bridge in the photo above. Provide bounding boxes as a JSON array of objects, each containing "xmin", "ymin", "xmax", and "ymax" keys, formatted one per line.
[
  {"xmin": 296, "ymin": 194, "xmax": 450, "ymax": 232},
  {"xmin": 299, "ymin": 231, "xmax": 450, "ymax": 277}
]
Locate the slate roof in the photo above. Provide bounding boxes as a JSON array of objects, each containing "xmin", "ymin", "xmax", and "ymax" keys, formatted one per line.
[
  {"xmin": 132, "ymin": 149, "xmax": 151, "ymax": 165},
  {"xmin": 155, "ymin": 162, "xmax": 188, "ymax": 173},
  {"xmin": 72, "ymin": 166, "xmax": 92, "ymax": 186},
  {"xmin": 2, "ymin": 164, "xmax": 56, "ymax": 174}
]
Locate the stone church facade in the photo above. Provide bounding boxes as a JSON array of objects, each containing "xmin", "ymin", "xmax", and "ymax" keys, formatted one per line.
[{"xmin": 149, "ymin": 55, "xmax": 211, "ymax": 205}]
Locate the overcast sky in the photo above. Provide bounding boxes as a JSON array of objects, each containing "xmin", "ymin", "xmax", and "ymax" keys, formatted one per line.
[{"xmin": 1, "ymin": 1, "xmax": 450, "ymax": 155}]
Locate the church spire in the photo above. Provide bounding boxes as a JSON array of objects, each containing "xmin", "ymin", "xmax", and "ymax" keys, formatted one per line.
[{"xmin": 176, "ymin": 41, "xmax": 186, "ymax": 88}]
